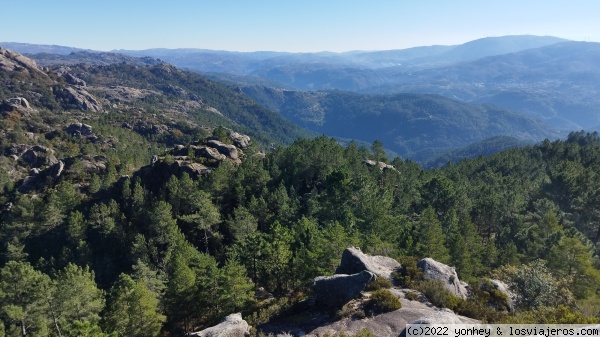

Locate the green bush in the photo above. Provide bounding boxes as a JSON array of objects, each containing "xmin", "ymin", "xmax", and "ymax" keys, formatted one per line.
[
  {"xmin": 417, "ymin": 280, "xmax": 507, "ymax": 322},
  {"xmin": 336, "ymin": 304, "xmax": 366, "ymax": 320},
  {"xmin": 393, "ymin": 256, "xmax": 423, "ymax": 288},
  {"xmin": 501, "ymin": 305, "xmax": 599, "ymax": 324},
  {"xmin": 365, "ymin": 277, "xmax": 392, "ymax": 291},
  {"xmin": 369, "ymin": 289, "xmax": 402, "ymax": 313},
  {"xmin": 405, "ymin": 291, "xmax": 419, "ymax": 301},
  {"xmin": 416, "ymin": 280, "xmax": 462, "ymax": 310}
]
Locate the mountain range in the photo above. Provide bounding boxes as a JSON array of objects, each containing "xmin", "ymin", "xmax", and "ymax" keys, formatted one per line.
[{"xmin": 3, "ymin": 35, "xmax": 596, "ymax": 165}]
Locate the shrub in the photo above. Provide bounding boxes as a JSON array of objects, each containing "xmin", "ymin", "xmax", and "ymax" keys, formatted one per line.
[
  {"xmin": 393, "ymin": 256, "xmax": 423, "ymax": 288},
  {"xmin": 336, "ymin": 304, "xmax": 366, "ymax": 320},
  {"xmin": 501, "ymin": 305, "xmax": 600, "ymax": 324},
  {"xmin": 417, "ymin": 280, "xmax": 461, "ymax": 310},
  {"xmin": 365, "ymin": 277, "xmax": 392, "ymax": 291},
  {"xmin": 369, "ymin": 289, "xmax": 402, "ymax": 314},
  {"xmin": 404, "ymin": 291, "xmax": 419, "ymax": 301}
]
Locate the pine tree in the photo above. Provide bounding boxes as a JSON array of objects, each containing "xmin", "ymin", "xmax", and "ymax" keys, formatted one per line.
[
  {"xmin": 415, "ymin": 206, "xmax": 450, "ymax": 263},
  {"xmin": 0, "ymin": 261, "xmax": 52, "ymax": 337},
  {"xmin": 103, "ymin": 274, "xmax": 165, "ymax": 337},
  {"xmin": 50, "ymin": 264, "xmax": 105, "ymax": 335}
]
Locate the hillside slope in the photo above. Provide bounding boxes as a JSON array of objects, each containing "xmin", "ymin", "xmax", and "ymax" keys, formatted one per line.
[{"xmin": 242, "ymin": 86, "xmax": 558, "ymax": 163}]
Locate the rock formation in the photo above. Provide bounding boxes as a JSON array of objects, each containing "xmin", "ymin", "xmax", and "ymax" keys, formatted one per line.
[
  {"xmin": 207, "ymin": 139, "xmax": 240, "ymax": 161},
  {"xmin": 0, "ymin": 47, "xmax": 48, "ymax": 77},
  {"xmin": 193, "ymin": 146, "xmax": 226, "ymax": 161},
  {"xmin": 65, "ymin": 123, "xmax": 94, "ymax": 137},
  {"xmin": 58, "ymin": 86, "xmax": 103, "ymax": 112},
  {"xmin": 335, "ymin": 247, "xmax": 401, "ymax": 280},
  {"xmin": 7, "ymin": 97, "xmax": 30, "ymax": 109},
  {"xmin": 20, "ymin": 145, "xmax": 58, "ymax": 168},
  {"xmin": 50, "ymin": 160, "xmax": 65, "ymax": 178},
  {"xmin": 230, "ymin": 131, "xmax": 251, "ymax": 149},
  {"xmin": 362, "ymin": 159, "xmax": 399, "ymax": 173},
  {"xmin": 190, "ymin": 313, "xmax": 250, "ymax": 337},
  {"xmin": 312, "ymin": 270, "xmax": 376, "ymax": 308},
  {"xmin": 417, "ymin": 258, "xmax": 469, "ymax": 299}
]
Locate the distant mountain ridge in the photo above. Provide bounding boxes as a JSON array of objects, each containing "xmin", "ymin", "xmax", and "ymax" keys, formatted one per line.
[
  {"xmin": 241, "ymin": 86, "xmax": 559, "ymax": 164},
  {"xmin": 1, "ymin": 37, "xmax": 576, "ymax": 164},
  {"xmin": 370, "ymin": 41, "xmax": 600, "ymax": 130}
]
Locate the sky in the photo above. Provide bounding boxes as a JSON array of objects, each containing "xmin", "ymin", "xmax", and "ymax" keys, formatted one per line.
[{"xmin": 2, "ymin": 0, "xmax": 599, "ymax": 52}]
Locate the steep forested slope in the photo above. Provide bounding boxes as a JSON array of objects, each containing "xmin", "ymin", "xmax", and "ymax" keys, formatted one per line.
[{"xmin": 241, "ymin": 86, "xmax": 558, "ymax": 164}]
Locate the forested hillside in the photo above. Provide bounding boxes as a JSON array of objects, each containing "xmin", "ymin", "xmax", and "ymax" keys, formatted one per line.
[
  {"xmin": 240, "ymin": 86, "xmax": 557, "ymax": 164},
  {"xmin": 3, "ymin": 129, "xmax": 600, "ymax": 335}
]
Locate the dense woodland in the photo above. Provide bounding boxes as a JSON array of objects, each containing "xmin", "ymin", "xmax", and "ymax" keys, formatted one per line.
[
  {"xmin": 2, "ymin": 49, "xmax": 600, "ymax": 336},
  {"xmin": 3, "ymin": 108, "xmax": 600, "ymax": 335}
]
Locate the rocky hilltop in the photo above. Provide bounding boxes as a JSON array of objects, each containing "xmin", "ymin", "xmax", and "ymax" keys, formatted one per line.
[{"xmin": 191, "ymin": 247, "xmax": 490, "ymax": 337}]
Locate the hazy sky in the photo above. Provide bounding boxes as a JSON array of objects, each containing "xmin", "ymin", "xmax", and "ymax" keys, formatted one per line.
[{"xmin": 2, "ymin": 0, "xmax": 599, "ymax": 52}]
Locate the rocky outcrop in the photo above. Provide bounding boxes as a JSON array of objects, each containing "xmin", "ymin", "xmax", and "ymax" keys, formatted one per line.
[
  {"xmin": 49, "ymin": 160, "xmax": 65, "ymax": 178},
  {"xmin": 261, "ymin": 294, "xmax": 478, "ymax": 337},
  {"xmin": 63, "ymin": 72, "xmax": 86, "ymax": 86},
  {"xmin": 20, "ymin": 145, "xmax": 58, "ymax": 168},
  {"xmin": 190, "ymin": 313, "xmax": 250, "ymax": 337},
  {"xmin": 8, "ymin": 97, "xmax": 30, "ymax": 109},
  {"xmin": 312, "ymin": 270, "xmax": 376, "ymax": 308},
  {"xmin": 207, "ymin": 139, "xmax": 240, "ymax": 161},
  {"xmin": 1, "ymin": 97, "xmax": 34, "ymax": 114},
  {"xmin": 174, "ymin": 160, "xmax": 211, "ymax": 176},
  {"xmin": 230, "ymin": 131, "xmax": 251, "ymax": 149},
  {"xmin": 194, "ymin": 146, "xmax": 226, "ymax": 161},
  {"xmin": 417, "ymin": 258, "xmax": 469, "ymax": 299},
  {"xmin": 486, "ymin": 279, "xmax": 514, "ymax": 312},
  {"xmin": 5, "ymin": 144, "xmax": 29, "ymax": 157},
  {"xmin": 58, "ymin": 86, "xmax": 103, "ymax": 112},
  {"xmin": 335, "ymin": 247, "xmax": 401, "ymax": 280},
  {"xmin": 65, "ymin": 123, "xmax": 93, "ymax": 137},
  {"xmin": 362, "ymin": 159, "xmax": 399, "ymax": 173},
  {"xmin": 0, "ymin": 47, "xmax": 48, "ymax": 77}
]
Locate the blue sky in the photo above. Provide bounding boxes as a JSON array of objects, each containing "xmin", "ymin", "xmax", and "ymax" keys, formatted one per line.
[{"xmin": 2, "ymin": 0, "xmax": 599, "ymax": 52}]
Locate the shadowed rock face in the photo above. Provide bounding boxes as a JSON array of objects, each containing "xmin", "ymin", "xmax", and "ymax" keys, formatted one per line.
[
  {"xmin": 335, "ymin": 247, "xmax": 401, "ymax": 280},
  {"xmin": 312, "ymin": 270, "xmax": 376, "ymax": 308},
  {"xmin": 20, "ymin": 145, "xmax": 58, "ymax": 168},
  {"xmin": 190, "ymin": 313, "xmax": 250, "ymax": 337},
  {"xmin": 207, "ymin": 139, "xmax": 239, "ymax": 160},
  {"xmin": 417, "ymin": 257, "xmax": 469, "ymax": 299}
]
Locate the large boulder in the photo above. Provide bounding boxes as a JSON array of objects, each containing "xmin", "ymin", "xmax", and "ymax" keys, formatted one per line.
[
  {"xmin": 207, "ymin": 139, "xmax": 239, "ymax": 160},
  {"xmin": 0, "ymin": 47, "xmax": 47, "ymax": 77},
  {"xmin": 417, "ymin": 258, "xmax": 468, "ymax": 299},
  {"xmin": 65, "ymin": 123, "xmax": 93, "ymax": 137},
  {"xmin": 230, "ymin": 131, "xmax": 251, "ymax": 149},
  {"xmin": 486, "ymin": 279, "xmax": 514, "ymax": 312},
  {"xmin": 261, "ymin": 293, "xmax": 478, "ymax": 337},
  {"xmin": 7, "ymin": 97, "xmax": 30, "ymax": 109},
  {"xmin": 362, "ymin": 159, "xmax": 399, "ymax": 173},
  {"xmin": 194, "ymin": 146, "xmax": 226, "ymax": 161},
  {"xmin": 5, "ymin": 144, "xmax": 29, "ymax": 157},
  {"xmin": 20, "ymin": 145, "xmax": 58, "ymax": 167},
  {"xmin": 49, "ymin": 160, "xmax": 65, "ymax": 178},
  {"xmin": 190, "ymin": 313, "xmax": 250, "ymax": 337},
  {"xmin": 59, "ymin": 86, "xmax": 103, "ymax": 112},
  {"xmin": 174, "ymin": 160, "xmax": 211, "ymax": 176},
  {"xmin": 335, "ymin": 247, "xmax": 401, "ymax": 280},
  {"xmin": 312, "ymin": 270, "xmax": 375, "ymax": 308}
]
